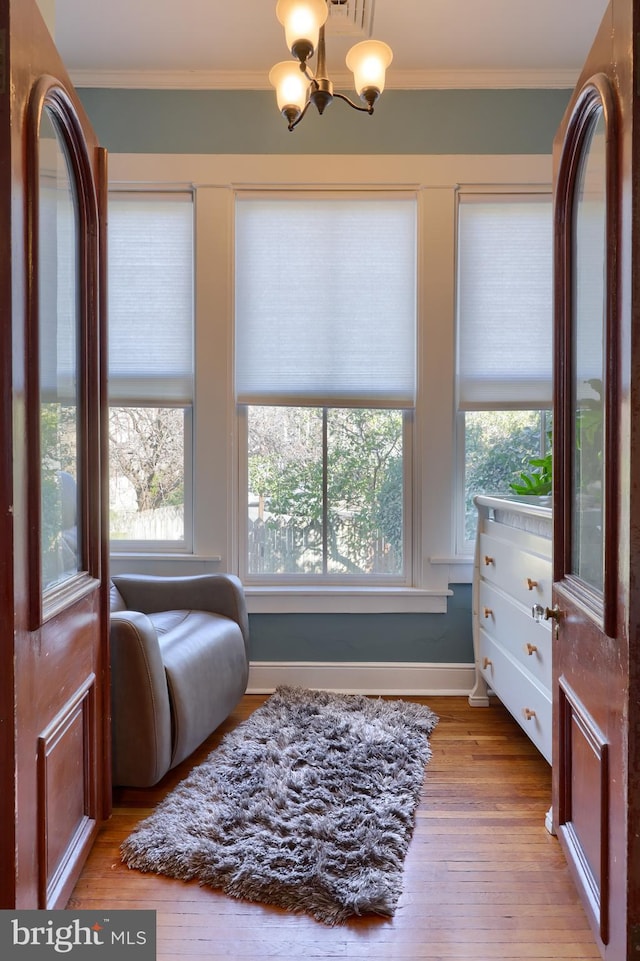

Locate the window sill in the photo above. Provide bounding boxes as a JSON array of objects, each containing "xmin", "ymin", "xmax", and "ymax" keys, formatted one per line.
[
  {"xmin": 245, "ymin": 586, "xmax": 451, "ymax": 615},
  {"xmin": 107, "ymin": 554, "xmax": 455, "ymax": 613},
  {"xmin": 110, "ymin": 552, "xmax": 221, "ymax": 562},
  {"xmin": 109, "ymin": 553, "xmax": 223, "ymax": 578},
  {"xmin": 429, "ymin": 555, "xmax": 474, "ymax": 584}
]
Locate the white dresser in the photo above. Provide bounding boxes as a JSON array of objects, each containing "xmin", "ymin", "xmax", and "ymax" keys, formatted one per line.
[{"xmin": 469, "ymin": 494, "xmax": 553, "ymax": 767}]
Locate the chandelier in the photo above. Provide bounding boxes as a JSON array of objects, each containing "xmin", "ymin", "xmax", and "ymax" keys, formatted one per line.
[{"xmin": 269, "ymin": 0, "xmax": 393, "ymax": 131}]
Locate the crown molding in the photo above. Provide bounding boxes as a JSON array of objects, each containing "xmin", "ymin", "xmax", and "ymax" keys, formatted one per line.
[{"xmin": 68, "ymin": 66, "xmax": 580, "ymax": 91}]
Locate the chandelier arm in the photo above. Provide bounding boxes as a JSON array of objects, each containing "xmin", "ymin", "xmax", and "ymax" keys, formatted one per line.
[
  {"xmin": 333, "ymin": 91, "xmax": 374, "ymax": 115},
  {"xmin": 288, "ymin": 97, "xmax": 313, "ymax": 131}
]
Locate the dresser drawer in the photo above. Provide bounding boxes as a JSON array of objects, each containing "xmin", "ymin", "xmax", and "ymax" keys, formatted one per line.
[
  {"xmin": 479, "ymin": 530, "xmax": 552, "ymax": 610},
  {"xmin": 478, "ymin": 580, "xmax": 552, "ymax": 692},
  {"xmin": 478, "ymin": 629, "xmax": 552, "ymax": 764}
]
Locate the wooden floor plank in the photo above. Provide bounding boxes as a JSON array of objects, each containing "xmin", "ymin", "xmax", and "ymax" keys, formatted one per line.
[{"xmin": 68, "ymin": 695, "xmax": 600, "ymax": 961}]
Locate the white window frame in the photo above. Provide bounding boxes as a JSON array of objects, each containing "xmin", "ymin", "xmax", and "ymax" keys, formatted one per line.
[
  {"xmin": 234, "ymin": 189, "xmax": 417, "ymax": 590},
  {"xmin": 106, "ymin": 154, "xmax": 551, "ymax": 614},
  {"xmin": 107, "ymin": 189, "xmax": 196, "ymax": 557},
  {"xmin": 453, "ymin": 186, "xmax": 553, "ymax": 556}
]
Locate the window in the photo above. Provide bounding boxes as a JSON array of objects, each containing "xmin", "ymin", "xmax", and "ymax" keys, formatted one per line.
[
  {"xmin": 456, "ymin": 194, "xmax": 553, "ymax": 549},
  {"xmin": 106, "ymin": 152, "xmax": 552, "ymax": 611},
  {"xmin": 460, "ymin": 409, "xmax": 552, "ymax": 541},
  {"xmin": 107, "ymin": 192, "xmax": 194, "ymax": 551},
  {"xmin": 235, "ymin": 194, "xmax": 416, "ymax": 583},
  {"xmin": 247, "ymin": 406, "xmax": 406, "ymax": 577},
  {"xmin": 38, "ymin": 111, "xmax": 81, "ymax": 589}
]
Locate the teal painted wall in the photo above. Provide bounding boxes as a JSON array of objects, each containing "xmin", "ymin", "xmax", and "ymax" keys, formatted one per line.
[
  {"xmin": 83, "ymin": 86, "xmax": 567, "ymax": 664},
  {"xmin": 78, "ymin": 88, "xmax": 571, "ymax": 156},
  {"xmin": 248, "ymin": 584, "xmax": 472, "ymax": 663}
]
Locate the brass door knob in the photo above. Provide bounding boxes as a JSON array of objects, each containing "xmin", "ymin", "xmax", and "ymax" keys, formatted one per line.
[{"xmin": 544, "ymin": 604, "xmax": 563, "ymax": 639}]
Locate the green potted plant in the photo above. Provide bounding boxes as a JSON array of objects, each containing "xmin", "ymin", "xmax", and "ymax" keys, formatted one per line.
[
  {"xmin": 508, "ymin": 378, "xmax": 603, "ymax": 501},
  {"xmin": 509, "ymin": 430, "xmax": 552, "ymax": 496}
]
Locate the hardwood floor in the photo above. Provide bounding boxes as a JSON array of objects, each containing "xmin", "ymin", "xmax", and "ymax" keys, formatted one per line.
[{"xmin": 68, "ymin": 694, "xmax": 600, "ymax": 960}]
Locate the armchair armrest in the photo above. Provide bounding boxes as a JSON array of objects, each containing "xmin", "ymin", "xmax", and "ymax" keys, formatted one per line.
[
  {"xmin": 110, "ymin": 610, "xmax": 172, "ymax": 787},
  {"xmin": 110, "ymin": 573, "xmax": 249, "ymax": 651}
]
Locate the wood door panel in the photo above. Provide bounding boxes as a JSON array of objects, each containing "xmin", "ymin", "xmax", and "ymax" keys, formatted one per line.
[
  {"xmin": 552, "ymin": 2, "xmax": 640, "ymax": 958},
  {"xmin": 557, "ymin": 678, "xmax": 609, "ymax": 944},
  {"xmin": 0, "ymin": 0, "xmax": 109, "ymax": 908},
  {"xmin": 37, "ymin": 676, "xmax": 97, "ymax": 908}
]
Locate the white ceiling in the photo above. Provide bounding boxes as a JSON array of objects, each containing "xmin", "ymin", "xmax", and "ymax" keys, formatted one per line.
[{"xmin": 52, "ymin": 0, "xmax": 610, "ymax": 91}]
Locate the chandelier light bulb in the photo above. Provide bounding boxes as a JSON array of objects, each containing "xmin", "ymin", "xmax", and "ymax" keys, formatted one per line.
[
  {"xmin": 275, "ymin": 0, "xmax": 328, "ymax": 61},
  {"xmin": 346, "ymin": 39, "xmax": 393, "ymax": 100},
  {"xmin": 269, "ymin": 60, "xmax": 308, "ymax": 118}
]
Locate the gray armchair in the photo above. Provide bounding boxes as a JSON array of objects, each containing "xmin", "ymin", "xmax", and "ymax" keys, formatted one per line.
[{"xmin": 109, "ymin": 573, "xmax": 249, "ymax": 787}]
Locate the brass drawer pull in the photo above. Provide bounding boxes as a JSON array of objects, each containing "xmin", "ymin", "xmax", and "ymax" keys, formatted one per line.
[
  {"xmin": 483, "ymin": 607, "xmax": 493, "ymax": 619},
  {"xmin": 526, "ymin": 577, "xmax": 538, "ymax": 590},
  {"xmin": 484, "ymin": 555, "xmax": 494, "ymax": 566},
  {"xmin": 525, "ymin": 643, "xmax": 538, "ymax": 656},
  {"xmin": 523, "ymin": 708, "xmax": 537, "ymax": 721},
  {"xmin": 482, "ymin": 657, "xmax": 492, "ymax": 670}
]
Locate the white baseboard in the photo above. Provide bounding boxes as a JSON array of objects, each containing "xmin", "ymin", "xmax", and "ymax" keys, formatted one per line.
[{"xmin": 247, "ymin": 661, "xmax": 475, "ymax": 696}]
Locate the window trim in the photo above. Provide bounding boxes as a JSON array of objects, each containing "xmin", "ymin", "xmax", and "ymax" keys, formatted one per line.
[
  {"xmin": 106, "ymin": 154, "xmax": 551, "ymax": 612},
  {"xmin": 454, "ymin": 186, "xmax": 553, "ymax": 556},
  {"xmin": 107, "ymin": 187, "xmax": 195, "ymax": 554}
]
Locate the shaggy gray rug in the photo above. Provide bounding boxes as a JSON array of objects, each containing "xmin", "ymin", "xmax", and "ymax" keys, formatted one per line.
[{"xmin": 121, "ymin": 685, "xmax": 438, "ymax": 925}]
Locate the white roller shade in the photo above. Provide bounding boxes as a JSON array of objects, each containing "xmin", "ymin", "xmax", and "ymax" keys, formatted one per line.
[
  {"xmin": 457, "ymin": 196, "xmax": 553, "ymax": 410},
  {"xmin": 108, "ymin": 193, "xmax": 194, "ymax": 405},
  {"xmin": 235, "ymin": 195, "xmax": 417, "ymax": 408}
]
